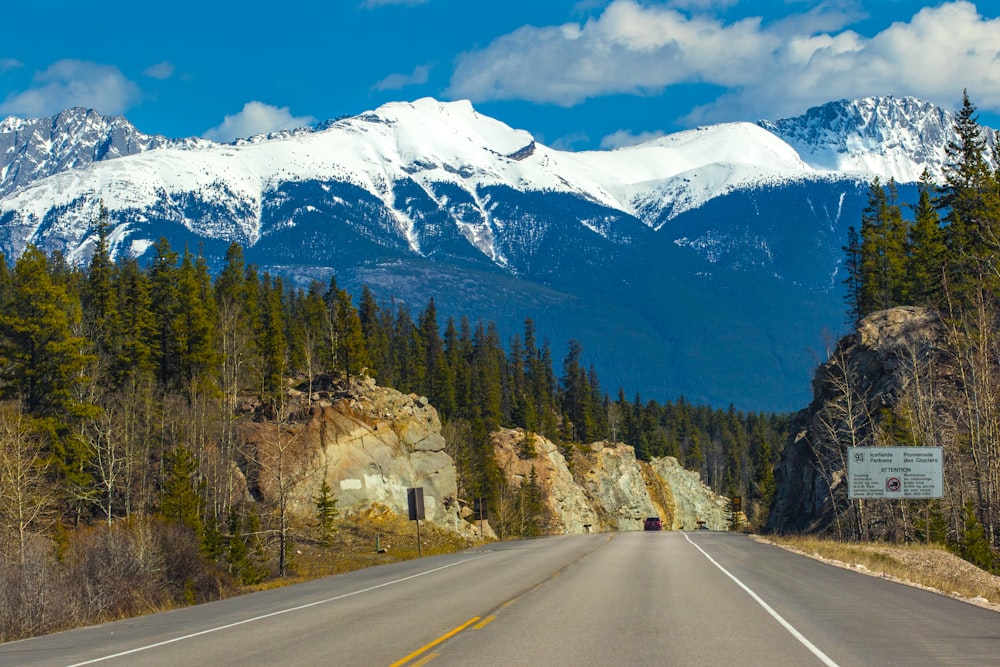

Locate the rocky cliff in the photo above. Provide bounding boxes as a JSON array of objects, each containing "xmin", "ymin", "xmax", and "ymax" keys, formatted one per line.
[
  {"xmin": 235, "ymin": 376, "xmax": 464, "ymax": 532},
  {"xmin": 235, "ymin": 379, "xmax": 730, "ymax": 537},
  {"xmin": 767, "ymin": 306, "xmax": 950, "ymax": 536},
  {"xmin": 493, "ymin": 428, "xmax": 730, "ymax": 534}
]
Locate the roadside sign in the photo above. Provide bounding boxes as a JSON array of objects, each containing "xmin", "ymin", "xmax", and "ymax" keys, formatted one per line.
[
  {"xmin": 847, "ymin": 447, "xmax": 942, "ymax": 499},
  {"xmin": 407, "ymin": 487, "xmax": 425, "ymax": 520}
]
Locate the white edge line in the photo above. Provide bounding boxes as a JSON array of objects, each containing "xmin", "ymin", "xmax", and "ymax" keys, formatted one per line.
[
  {"xmin": 66, "ymin": 555, "xmax": 487, "ymax": 667},
  {"xmin": 682, "ymin": 533, "xmax": 840, "ymax": 667}
]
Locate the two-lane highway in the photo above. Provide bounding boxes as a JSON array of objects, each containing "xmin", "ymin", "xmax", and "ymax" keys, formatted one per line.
[{"xmin": 3, "ymin": 532, "xmax": 998, "ymax": 666}]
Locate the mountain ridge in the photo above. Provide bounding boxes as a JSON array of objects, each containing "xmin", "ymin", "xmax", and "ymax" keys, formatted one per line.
[{"xmin": 0, "ymin": 95, "xmax": 981, "ymax": 411}]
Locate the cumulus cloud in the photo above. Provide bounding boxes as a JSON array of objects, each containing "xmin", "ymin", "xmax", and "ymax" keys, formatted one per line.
[
  {"xmin": 0, "ymin": 60, "xmax": 140, "ymax": 117},
  {"xmin": 600, "ymin": 129, "xmax": 667, "ymax": 149},
  {"xmin": 446, "ymin": 0, "xmax": 1000, "ymax": 123},
  {"xmin": 143, "ymin": 61, "xmax": 175, "ymax": 80},
  {"xmin": 373, "ymin": 64, "xmax": 431, "ymax": 91},
  {"xmin": 0, "ymin": 59, "xmax": 23, "ymax": 73},
  {"xmin": 203, "ymin": 101, "xmax": 317, "ymax": 142}
]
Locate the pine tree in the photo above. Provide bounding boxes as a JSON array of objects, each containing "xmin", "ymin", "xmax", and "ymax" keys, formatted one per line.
[
  {"xmin": 959, "ymin": 500, "xmax": 995, "ymax": 572},
  {"xmin": 907, "ymin": 170, "xmax": 945, "ymax": 305},
  {"xmin": 148, "ymin": 238, "xmax": 182, "ymax": 389},
  {"xmin": 83, "ymin": 203, "xmax": 120, "ymax": 360},
  {"xmin": 257, "ymin": 274, "xmax": 287, "ymax": 403},
  {"xmin": 940, "ymin": 91, "xmax": 997, "ymax": 303},
  {"xmin": 314, "ymin": 479, "xmax": 338, "ymax": 546},
  {"xmin": 859, "ymin": 178, "xmax": 907, "ymax": 315},
  {"xmin": 0, "ymin": 246, "xmax": 93, "ymax": 420},
  {"xmin": 175, "ymin": 248, "xmax": 220, "ymax": 400},
  {"xmin": 113, "ymin": 257, "xmax": 156, "ymax": 384},
  {"xmin": 842, "ymin": 225, "xmax": 862, "ymax": 327},
  {"xmin": 160, "ymin": 445, "xmax": 204, "ymax": 539}
]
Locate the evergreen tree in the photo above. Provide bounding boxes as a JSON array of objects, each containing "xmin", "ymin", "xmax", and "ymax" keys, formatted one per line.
[
  {"xmin": 959, "ymin": 500, "xmax": 995, "ymax": 572},
  {"xmin": 160, "ymin": 445, "xmax": 204, "ymax": 539},
  {"xmin": 83, "ymin": 203, "xmax": 120, "ymax": 359},
  {"xmin": 859, "ymin": 178, "xmax": 907, "ymax": 315},
  {"xmin": 907, "ymin": 170, "xmax": 945, "ymax": 305},
  {"xmin": 257, "ymin": 274, "xmax": 287, "ymax": 403},
  {"xmin": 940, "ymin": 91, "xmax": 998, "ymax": 303},
  {"xmin": 113, "ymin": 257, "xmax": 156, "ymax": 384},
  {"xmin": 175, "ymin": 248, "xmax": 220, "ymax": 400},
  {"xmin": 842, "ymin": 225, "xmax": 862, "ymax": 327},
  {"xmin": 148, "ymin": 238, "xmax": 182, "ymax": 389},
  {"xmin": 0, "ymin": 246, "xmax": 93, "ymax": 421},
  {"xmin": 314, "ymin": 479, "xmax": 338, "ymax": 546}
]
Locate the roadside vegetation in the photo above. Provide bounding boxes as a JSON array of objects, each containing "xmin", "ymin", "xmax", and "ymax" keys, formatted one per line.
[{"xmin": 763, "ymin": 534, "xmax": 1000, "ymax": 607}]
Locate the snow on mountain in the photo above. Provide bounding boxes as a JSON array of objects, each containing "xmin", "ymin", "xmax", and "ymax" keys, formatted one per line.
[
  {"xmin": 759, "ymin": 96, "xmax": 965, "ymax": 182},
  {"xmin": 0, "ymin": 107, "xmax": 209, "ymax": 199},
  {"xmin": 0, "ymin": 95, "xmax": 974, "ymax": 412}
]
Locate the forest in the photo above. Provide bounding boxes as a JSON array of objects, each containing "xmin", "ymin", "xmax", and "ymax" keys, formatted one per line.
[
  {"xmin": 829, "ymin": 92, "xmax": 1000, "ymax": 568},
  {"xmin": 0, "ymin": 206, "xmax": 784, "ymax": 639}
]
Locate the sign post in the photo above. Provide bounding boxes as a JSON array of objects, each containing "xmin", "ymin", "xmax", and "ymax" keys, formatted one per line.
[
  {"xmin": 474, "ymin": 497, "xmax": 486, "ymax": 537},
  {"xmin": 731, "ymin": 496, "xmax": 742, "ymax": 531},
  {"xmin": 847, "ymin": 447, "xmax": 943, "ymax": 499},
  {"xmin": 407, "ymin": 487, "xmax": 425, "ymax": 557}
]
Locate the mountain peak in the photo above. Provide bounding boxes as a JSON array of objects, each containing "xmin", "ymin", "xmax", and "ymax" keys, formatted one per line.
[
  {"xmin": 0, "ymin": 107, "xmax": 179, "ymax": 197},
  {"xmin": 759, "ymin": 96, "xmax": 957, "ymax": 182}
]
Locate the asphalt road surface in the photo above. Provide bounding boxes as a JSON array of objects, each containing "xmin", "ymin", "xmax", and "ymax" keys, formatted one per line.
[{"xmin": 3, "ymin": 531, "xmax": 999, "ymax": 666}]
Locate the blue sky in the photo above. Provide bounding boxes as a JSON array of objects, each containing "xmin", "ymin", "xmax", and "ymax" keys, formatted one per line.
[{"xmin": 2, "ymin": 0, "xmax": 999, "ymax": 149}]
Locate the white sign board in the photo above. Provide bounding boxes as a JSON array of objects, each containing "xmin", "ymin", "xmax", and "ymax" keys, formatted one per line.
[{"xmin": 847, "ymin": 447, "xmax": 943, "ymax": 499}]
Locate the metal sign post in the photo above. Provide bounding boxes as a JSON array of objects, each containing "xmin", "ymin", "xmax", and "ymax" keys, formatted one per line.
[
  {"xmin": 407, "ymin": 487, "xmax": 425, "ymax": 557},
  {"xmin": 474, "ymin": 497, "xmax": 486, "ymax": 537}
]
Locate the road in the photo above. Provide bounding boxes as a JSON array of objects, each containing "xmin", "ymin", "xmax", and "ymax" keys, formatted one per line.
[{"xmin": 2, "ymin": 531, "xmax": 998, "ymax": 666}]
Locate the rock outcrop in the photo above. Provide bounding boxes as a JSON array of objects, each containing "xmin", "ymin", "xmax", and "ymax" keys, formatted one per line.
[
  {"xmin": 236, "ymin": 376, "xmax": 464, "ymax": 531},
  {"xmin": 767, "ymin": 306, "xmax": 950, "ymax": 535},
  {"xmin": 493, "ymin": 428, "xmax": 730, "ymax": 533},
  {"xmin": 645, "ymin": 457, "xmax": 730, "ymax": 530},
  {"xmin": 235, "ymin": 378, "xmax": 730, "ymax": 537}
]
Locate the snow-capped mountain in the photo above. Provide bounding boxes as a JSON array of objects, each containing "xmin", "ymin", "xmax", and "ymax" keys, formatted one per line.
[
  {"xmin": 0, "ymin": 96, "xmax": 977, "ymax": 411},
  {"xmin": 0, "ymin": 107, "xmax": 209, "ymax": 198},
  {"xmin": 759, "ymin": 96, "xmax": 968, "ymax": 182}
]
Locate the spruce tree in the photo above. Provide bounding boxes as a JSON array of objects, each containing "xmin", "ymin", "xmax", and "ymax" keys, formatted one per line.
[
  {"xmin": 907, "ymin": 170, "xmax": 945, "ymax": 305},
  {"xmin": 160, "ymin": 445, "xmax": 204, "ymax": 539}
]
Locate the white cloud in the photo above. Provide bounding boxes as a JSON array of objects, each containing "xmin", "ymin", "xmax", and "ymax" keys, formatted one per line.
[
  {"xmin": 600, "ymin": 129, "xmax": 667, "ymax": 149},
  {"xmin": 0, "ymin": 59, "xmax": 23, "ymax": 73},
  {"xmin": 143, "ymin": 61, "xmax": 175, "ymax": 80},
  {"xmin": 373, "ymin": 64, "xmax": 430, "ymax": 91},
  {"xmin": 0, "ymin": 60, "xmax": 140, "ymax": 117},
  {"xmin": 203, "ymin": 101, "xmax": 317, "ymax": 142},
  {"xmin": 447, "ymin": 0, "xmax": 1000, "ymax": 123},
  {"xmin": 666, "ymin": 0, "xmax": 738, "ymax": 10},
  {"xmin": 550, "ymin": 131, "xmax": 591, "ymax": 151},
  {"xmin": 360, "ymin": 0, "xmax": 428, "ymax": 7}
]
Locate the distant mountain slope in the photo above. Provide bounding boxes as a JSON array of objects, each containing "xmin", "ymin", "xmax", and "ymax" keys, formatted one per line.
[
  {"xmin": 0, "ymin": 96, "xmax": 979, "ymax": 411},
  {"xmin": 758, "ymin": 96, "xmax": 980, "ymax": 182}
]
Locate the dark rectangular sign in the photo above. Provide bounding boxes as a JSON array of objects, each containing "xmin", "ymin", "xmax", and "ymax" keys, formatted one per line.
[{"xmin": 407, "ymin": 487, "xmax": 425, "ymax": 521}]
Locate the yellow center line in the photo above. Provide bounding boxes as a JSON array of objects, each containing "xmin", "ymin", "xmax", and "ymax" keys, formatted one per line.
[
  {"xmin": 473, "ymin": 615, "xmax": 496, "ymax": 630},
  {"xmin": 410, "ymin": 654, "xmax": 440, "ymax": 667},
  {"xmin": 388, "ymin": 617, "xmax": 481, "ymax": 667}
]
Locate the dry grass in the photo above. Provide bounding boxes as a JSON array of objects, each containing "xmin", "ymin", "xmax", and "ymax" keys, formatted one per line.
[
  {"xmin": 759, "ymin": 535, "xmax": 1000, "ymax": 610},
  {"xmin": 260, "ymin": 505, "xmax": 483, "ymax": 588}
]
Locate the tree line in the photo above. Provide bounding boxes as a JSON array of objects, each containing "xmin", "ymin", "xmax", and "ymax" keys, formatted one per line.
[
  {"xmin": 832, "ymin": 91, "xmax": 1000, "ymax": 568},
  {"xmin": 0, "ymin": 206, "xmax": 785, "ymax": 639}
]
